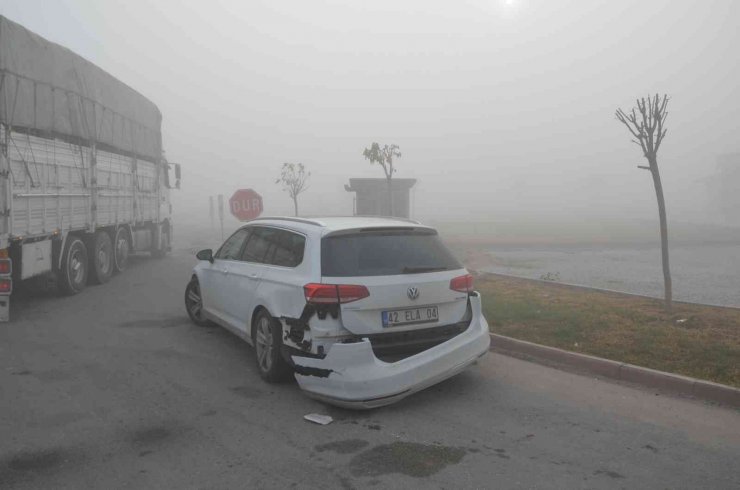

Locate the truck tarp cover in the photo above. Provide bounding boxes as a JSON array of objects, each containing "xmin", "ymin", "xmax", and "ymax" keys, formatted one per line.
[{"xmin": 0, "ymin": 15, "xmax": 161, "ymax": 161}]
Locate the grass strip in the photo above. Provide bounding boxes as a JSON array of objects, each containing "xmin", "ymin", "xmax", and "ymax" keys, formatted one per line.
[{"xmin": 475, "ymin": 273, "xmax": 740, "ymax": 388}]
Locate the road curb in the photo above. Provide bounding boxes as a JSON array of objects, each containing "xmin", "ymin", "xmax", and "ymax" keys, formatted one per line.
[{"xmin": 489, "ymin": 333, "xmax": 740, "ymax": 408}]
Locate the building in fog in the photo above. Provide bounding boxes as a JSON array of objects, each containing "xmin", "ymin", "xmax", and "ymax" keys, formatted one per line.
[
  {"xmin": 708, "ymin": 153, "xmax": 740, "ymax": 225},
  {"xmin": 345, "ymin": 178, "xmax": 416, "ymax": 218}
]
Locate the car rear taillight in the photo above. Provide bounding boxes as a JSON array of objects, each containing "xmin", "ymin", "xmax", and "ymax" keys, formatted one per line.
[
  {"xmin": 450, "ymin": 273, "xmax": 474, "ymax": 293},
  {"xmin": 0, "ymin": 259, "xmax": 10, "ymax": 275},
  {"xmin": 0, "ymin": 278, "xmax": 11, "ymax": 294},
  {"xmin": 304, "ymin": 283, "xmax": 370, "ymax": 304}
]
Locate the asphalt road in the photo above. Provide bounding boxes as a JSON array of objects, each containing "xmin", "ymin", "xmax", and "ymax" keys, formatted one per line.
[{"xmin": 1, "ymin": 251, "xmax": 739, "ymax": 489}]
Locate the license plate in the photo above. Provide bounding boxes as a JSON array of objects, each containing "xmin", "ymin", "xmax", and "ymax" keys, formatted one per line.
[{"xmin": 382, "ymin": 306, "xmax": 439, "ymax": 327}]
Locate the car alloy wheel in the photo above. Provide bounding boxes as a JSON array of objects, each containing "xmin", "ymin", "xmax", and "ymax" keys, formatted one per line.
[
  {"xmin": 255, "ymin": 315, "xmax": 273, "ymax": 373},
  {"xmin": 185, "ymin": 279, "xmax": 209, "ymax": 326}
]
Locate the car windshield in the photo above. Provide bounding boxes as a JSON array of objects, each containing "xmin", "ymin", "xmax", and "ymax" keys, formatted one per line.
[{"xmin": 321, "ymin": 229, "xmax": 461, "ymax": 277}]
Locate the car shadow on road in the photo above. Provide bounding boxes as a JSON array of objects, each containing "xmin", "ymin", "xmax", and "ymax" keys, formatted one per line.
[{"xmin": 196, "ymin": 317, "xmax": 490, "ymax": 414}]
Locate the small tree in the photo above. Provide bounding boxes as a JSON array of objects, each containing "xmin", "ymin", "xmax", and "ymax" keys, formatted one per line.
[
  {"xmin": 275, "ymin": 162, "xmax": 310, "ymax": 216},
  {"xmin": 616, "ymin": 94, "xmax": 672, "ymax": 309},
  {"xmin": 362, "ymin": 142, "xmax": 402, "ymax": 216}
]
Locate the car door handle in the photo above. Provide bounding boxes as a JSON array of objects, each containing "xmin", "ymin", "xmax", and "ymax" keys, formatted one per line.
[
  {"xmin": 222, "ymin": 269, "xmax": 229, "ymax": 275},
  {"xmin": 248, "ymin": 273, "xmax": 259, "ymax": 279}
]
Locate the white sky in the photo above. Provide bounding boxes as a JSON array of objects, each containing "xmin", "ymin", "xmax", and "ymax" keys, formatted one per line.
[{"xmin": 1, "ymin": 0, "xmax": 738, "ymax": 228}]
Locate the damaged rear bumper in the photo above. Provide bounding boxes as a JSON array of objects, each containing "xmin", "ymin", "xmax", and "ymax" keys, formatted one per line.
[{"xmin": 292, "ymin": 293, "xmax": 491, "ymax": 409}]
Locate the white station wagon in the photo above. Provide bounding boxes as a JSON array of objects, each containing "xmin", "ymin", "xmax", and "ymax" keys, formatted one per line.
[{"xmin": 185, "ymin": 216, "xmax": 490, "ymax": 408}]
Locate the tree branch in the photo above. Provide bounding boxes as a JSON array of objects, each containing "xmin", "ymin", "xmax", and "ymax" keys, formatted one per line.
[
  {"xmin": 616, "ymin": 109, "xmax": 642, "ymax": 139},
  {"xmin": 616, "ymin": 93, "xmax": 669, "ymax": 160}
]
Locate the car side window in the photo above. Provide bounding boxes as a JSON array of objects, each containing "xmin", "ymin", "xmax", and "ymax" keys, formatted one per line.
[
  {"xmin": 268, "ymin": 230, "xmax": 306, "ymax": 267},
  {"xmin": 241, "ymin": 227, "xmax": 274, "ymax": 263},
  {"xmin": 240, "ymin": 227, "xmax": 306, "ymax": 267},
  {"xmin": 214, "ymin": 229, "xmax": 250, "ymax": 260}
]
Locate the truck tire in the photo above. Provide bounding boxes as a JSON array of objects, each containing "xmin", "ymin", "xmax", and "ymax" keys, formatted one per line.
[
  {"xmin": 58, "ymin": 237, "xmax": 88, "ymax": 295},
  {"xmin": 112, "ymin": 227, "xmax": 130, "ymax": 273},
  {"xmin": 88, "ymin": 231, "xmax": 113, "ymax": 284}
]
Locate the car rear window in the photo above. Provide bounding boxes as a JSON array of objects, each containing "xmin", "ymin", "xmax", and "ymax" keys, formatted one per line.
[{"xmin": 321, "ymin": 229, "xmax": 461, "ymax": 277}]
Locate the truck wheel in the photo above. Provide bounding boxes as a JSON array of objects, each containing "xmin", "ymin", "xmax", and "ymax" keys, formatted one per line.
[
  {"xmin": 252, "ymin": 309, "xmax": 292, "ymax": 383},
  {"xmin": 58, "ymin": 237, "xmax": 88, "ymax": 295},
  {"xmin": 113, "ymin": 227, "xmax": 130, "ymax": 273},
  {"xmin": 88, "ymin": 231, "xmax": 113, "ymax": 284}
]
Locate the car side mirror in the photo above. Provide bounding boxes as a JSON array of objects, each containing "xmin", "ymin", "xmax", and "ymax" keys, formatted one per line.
[{"xmin": 196, "ymin": 249, "xmax": 214, "ymax": 263}]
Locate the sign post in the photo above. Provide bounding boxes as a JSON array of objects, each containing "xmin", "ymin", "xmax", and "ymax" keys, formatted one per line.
[
  {"xmin": 229, "ymin": 189, "xmax": 263, "ymax": 222},
  {"xmin": 209, "ymin": 196, "xmax": 215, "ymax": 232},
  {"xmin": 217, "ymin": 194, "xmax": 224, "ymax": 240}
]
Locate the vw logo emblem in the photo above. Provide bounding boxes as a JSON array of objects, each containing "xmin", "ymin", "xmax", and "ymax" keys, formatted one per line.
[{"xmin": 407, "ymin": 287, "xmax": 420, "ymax": 300}]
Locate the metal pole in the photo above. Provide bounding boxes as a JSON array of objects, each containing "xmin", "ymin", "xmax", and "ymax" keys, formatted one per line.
[
  {"xmin": 217, "ymin": 194, "xmax": 224, "ymax": 241},
  {"xmin": 209, "ymin": 196, "xmax": 214, "ymax": 232}
]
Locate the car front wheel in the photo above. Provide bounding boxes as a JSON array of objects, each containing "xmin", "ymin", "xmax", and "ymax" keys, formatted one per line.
[{"xmin": 184, "ymin": 278, "xmax": 209, "ymax": 327}]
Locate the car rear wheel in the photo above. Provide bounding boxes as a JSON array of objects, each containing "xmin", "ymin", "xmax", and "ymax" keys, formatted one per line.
[
  {"xmin": 253, "ymin": 309, "xmax": 291, "ymax": 383},
  {"xmin": 184, "ymin": 278, "xmax": 210, "ymax": 326}
]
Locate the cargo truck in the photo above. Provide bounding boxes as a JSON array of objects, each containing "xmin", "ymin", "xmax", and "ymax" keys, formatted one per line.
[{"xmin": 0, "ymin": 16, "xmax": 180, "ymax": 320}]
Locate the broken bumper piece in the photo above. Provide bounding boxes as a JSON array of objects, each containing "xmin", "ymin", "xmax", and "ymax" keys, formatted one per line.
[{"xmin": 292, "ymin": 293, "xmax": 491, "ymax": 409}]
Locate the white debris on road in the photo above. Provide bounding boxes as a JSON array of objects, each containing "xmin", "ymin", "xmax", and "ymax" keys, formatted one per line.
[{"xmin": 304, "ymin": 413, "xmax": 333, "ymax": 425}]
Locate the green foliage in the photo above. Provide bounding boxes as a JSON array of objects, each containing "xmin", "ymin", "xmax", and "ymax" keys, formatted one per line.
[{"xmin": 362, "ymin": 142, "xmax": 402, "ymax": 179}]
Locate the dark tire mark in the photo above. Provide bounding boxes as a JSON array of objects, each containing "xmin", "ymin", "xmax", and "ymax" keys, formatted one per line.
[
  {"xmin": 494, "ymin": 448, "xmax": 510, "ymax": 460},
  {"xmin": 594, "ymin": 469, "xmax": 626, "ymax": 479},
  {"xmin": 643, "ymin": 444, "xmax": 659, "ymax": 453}
]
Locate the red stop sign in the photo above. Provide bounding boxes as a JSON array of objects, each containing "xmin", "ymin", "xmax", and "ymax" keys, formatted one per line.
[{"xmin": 229, "ymin": 189, "xmax": 263, "ymax": 221}]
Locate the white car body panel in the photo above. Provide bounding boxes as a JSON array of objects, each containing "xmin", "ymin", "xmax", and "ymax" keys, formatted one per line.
[
  {"xmin": 330, "ymin": 270, "xmax": 469, "ymax": 335},
  {"xmin": 292, "ymin": 293, "xmax": 490, "ymax": 409},
  {"xmin": 189, "ymin": 216, "xmax": 490, "ymax": 409},
  {"xmin": 218, "ymin": 258, "xmax": 264, "ymax": 334}
]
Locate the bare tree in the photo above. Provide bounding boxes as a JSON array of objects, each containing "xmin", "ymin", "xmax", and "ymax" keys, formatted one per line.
[
  {"xmin": 616, "ymin": 94, "xmax": 672, "ymax": 309},
  {"xmin": 362, "ymin": 142, "xmax": 402, "ymax": 216},
  {"xmin": 275, "ymin": 162, "xmax": 310, "ymax": 216}
]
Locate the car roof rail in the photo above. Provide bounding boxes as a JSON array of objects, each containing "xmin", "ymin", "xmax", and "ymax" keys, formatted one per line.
[
  {"xmin": 250, "ymin": 216, "xmax": 325, "ymax": 227},
  {"xmin": 350, "ymin": 215, "xmax": 421, "ymax": 225}
]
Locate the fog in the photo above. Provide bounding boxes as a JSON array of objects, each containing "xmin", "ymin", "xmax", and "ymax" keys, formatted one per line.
[{"xmin": 2, "ymin": 0, "xmax": 739, "ymax": 234}]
